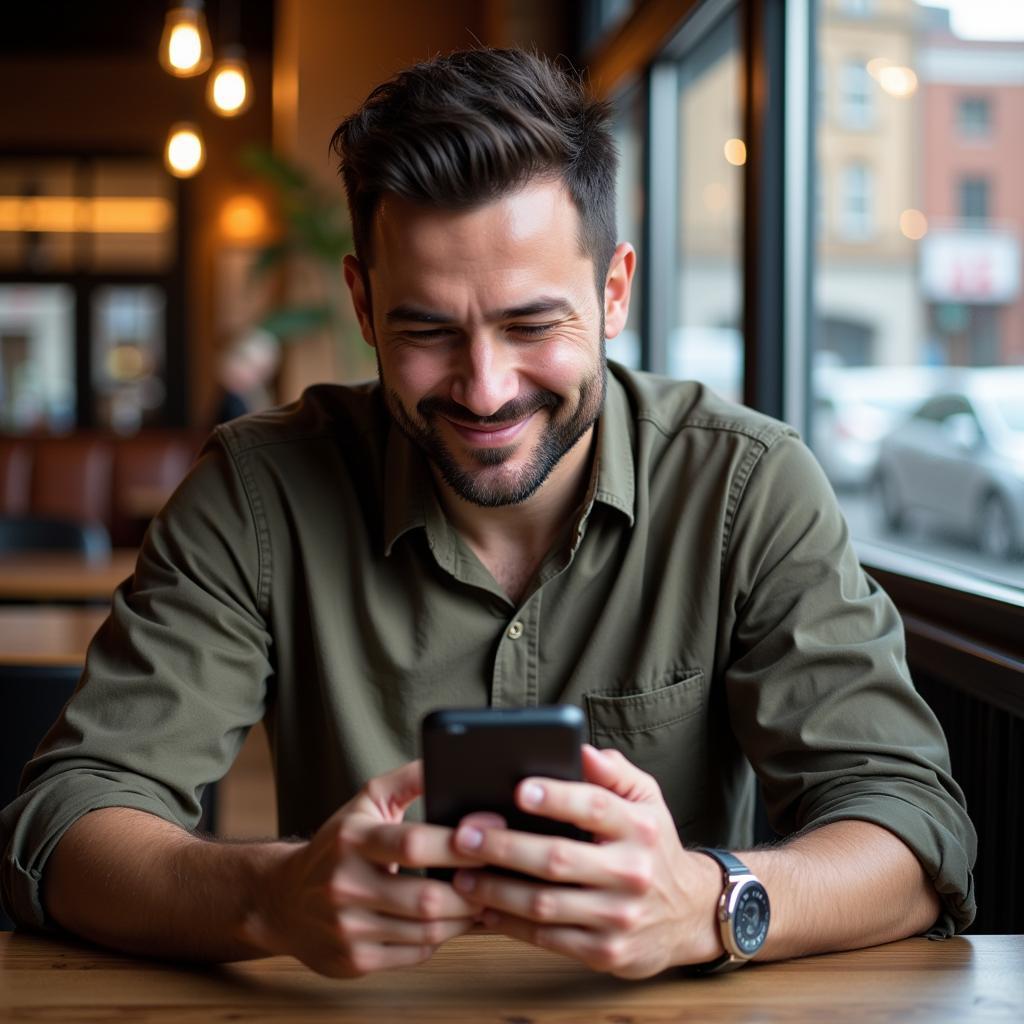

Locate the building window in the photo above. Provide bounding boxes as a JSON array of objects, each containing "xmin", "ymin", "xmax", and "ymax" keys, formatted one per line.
[
  {"xmin": 839, "ymin": 60, "xmax": 874, "ymax": 130},
  {"xmin": 959, "ymin": 176, "xmax": 990, "ymax": 222},
  {"xmin": 840, "ymin": 163, "xmax": 873, "ymax": 240},
  {"xmin": 957, "ymin": 96, "xmax": 991, "ymax": 138}
]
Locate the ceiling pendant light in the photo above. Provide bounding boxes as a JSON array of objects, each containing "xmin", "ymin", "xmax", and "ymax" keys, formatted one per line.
[
  {"xmin": 159, "ymin": 1, "xmax": 213, "ymax": 78},
  {"xmin": 207, "ymin": 45, "xmax": 254, "ymax": 117},
  {"xmin": 164, "ymin": 122, "xmax": 206, "ymax": 177}
]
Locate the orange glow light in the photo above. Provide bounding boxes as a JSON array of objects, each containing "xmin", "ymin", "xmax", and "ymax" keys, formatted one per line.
[
  {"xmin": 0, "ymin": 197, "xmax": 173, "ymax": 234},
  {"xmin": 219, "ymin": 195, "xmax": 268, "ymax": 241},
  {"xmin": 723, "ymin": 138, "xmax": 747, "ymax": 166}
]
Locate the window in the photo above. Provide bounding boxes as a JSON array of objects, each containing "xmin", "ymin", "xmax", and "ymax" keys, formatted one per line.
[
  {"xmin": 0, "ymin": 284, "xmax": 75, "ymax": 432},
  {"xmin": 839, "ymin": 59, "xmax": 874, "ymax": 129},
  {"xmin": 91, "ymin": 286, "xmax": 167, "ymax": 433},
  {"xmin": 0, "ymin": 156, "xmax": 181, "ymax": 431},
  {"xmin": 667, "ymin": 9, "xmax": 744, "ymax": 399},
  {"xmin": 958, "ymin": 96, "xmax": 992, "ymax": 138},
  {"xmin": 813, "ymin": 2, "xmax": 1024, "ymax": 593},
  {"xmin": 590, "ymin": 0, "xmax": 1024, "ymax": 595},
  {"xmin": 839, "ymin": 163, "xmax": 873, "ymax": 240},
  {"xmin": 958, "ymin": 176, "xmax": 990, "ymax": 221},
  {"xmin": 609, "ymin": 86, "xmax": 645, "ymax": 371}
]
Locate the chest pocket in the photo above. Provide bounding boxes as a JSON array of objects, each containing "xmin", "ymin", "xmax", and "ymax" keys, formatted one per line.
[{"xmin": 584, "ymin": 669, "xmax": 706, "ymax": 830}]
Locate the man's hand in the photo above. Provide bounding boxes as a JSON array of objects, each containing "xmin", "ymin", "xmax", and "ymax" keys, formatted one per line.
[
  {"xmin": 245, "ymin": 760, "xmax": 489, "ymax": 977},
  {"xmin": 450, "ymin": 745, "xmax": 725, "ymax": 978}
]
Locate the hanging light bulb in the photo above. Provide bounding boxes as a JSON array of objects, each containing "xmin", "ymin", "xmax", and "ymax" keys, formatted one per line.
[
  {"xmin": 164, "ymin": 122, "xmax": 206, "ymax": 177},
  {"xmin": 159, "ymin": 1, "xmax": 213, "ymax": 78},
  {"xmin": 207, "ymin": 45, "xmax": 254, "ymax": 117}
]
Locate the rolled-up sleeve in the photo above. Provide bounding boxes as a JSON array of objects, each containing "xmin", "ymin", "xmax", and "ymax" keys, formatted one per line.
[
  {"xmin": 723, "ymin": 434, "xmax": 977, "ymax": 936},
  {"xmin": 0, "ymin": 436, "xmax": 273, "ymax": 931}
]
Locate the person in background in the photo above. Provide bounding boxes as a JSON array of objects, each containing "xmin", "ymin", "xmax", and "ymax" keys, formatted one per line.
[{"xmin": 211, "ymin": 328, "xmax": 281, "ymax": 425}]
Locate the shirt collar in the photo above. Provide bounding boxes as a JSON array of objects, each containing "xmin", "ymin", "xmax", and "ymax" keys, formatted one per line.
[{"xmin": 382, "ymin": 365, "xmax": 636, "ymax": 556}]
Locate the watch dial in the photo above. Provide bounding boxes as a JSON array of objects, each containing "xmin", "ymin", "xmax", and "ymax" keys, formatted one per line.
[{"xmin": 733, "ymin": 884, "xmax": 770, "ymax": 955}]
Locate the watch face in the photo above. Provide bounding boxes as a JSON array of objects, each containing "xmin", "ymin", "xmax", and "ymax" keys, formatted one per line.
[{"xmin": 732, "ymin": 882, "xmax": 770, "ymax": 955}]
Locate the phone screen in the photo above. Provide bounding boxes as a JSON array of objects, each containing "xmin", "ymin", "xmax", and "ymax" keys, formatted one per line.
[{"xmin": 421, "ymin": 705, "xmax": 590, "ymax": 879}]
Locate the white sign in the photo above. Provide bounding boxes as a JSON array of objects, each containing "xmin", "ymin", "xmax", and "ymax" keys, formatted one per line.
[{"xmin": 920, "ymin": 229, "xmax": 1020, "ymax": 305}]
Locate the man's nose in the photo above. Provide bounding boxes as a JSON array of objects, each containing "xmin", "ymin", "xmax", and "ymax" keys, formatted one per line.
[{"xmin": 450, "ymin": 334, "xmax": 519, "ymax": 418}]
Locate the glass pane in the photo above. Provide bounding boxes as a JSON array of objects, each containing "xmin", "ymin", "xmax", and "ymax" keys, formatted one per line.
[
  {"xmin": 812, "ymin": 0, "xmax": 1024, "ymax": 591},
  {"xmin": 0, "ymin": 162, "xmax": 79, "ymax": 272},
  {"xmin": 90, "ymin": 160, "xmax": 175, "ymax": 272},
  {"xmin": 0, "ymin": 284, "xmax": 76, "ymax": 432},
  {"xmin": 611, "ymin": 84, "xmax": 645, "ymax": 371},
  {"xmin": 668, "ymin": 11, "xmax": 744, "ymax": 400},
  {"xmin": 91, "ymin": 286, "xmax": 167, "ymax": 433},
  {"xmin": 0, "ymin": 158, "xmax": 175, "ymax": 274}
]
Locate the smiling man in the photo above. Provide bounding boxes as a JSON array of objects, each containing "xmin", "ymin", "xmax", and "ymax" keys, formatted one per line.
[{"xmin": 1, "ymin": 49, "xmax": 974, "ymax": 980}]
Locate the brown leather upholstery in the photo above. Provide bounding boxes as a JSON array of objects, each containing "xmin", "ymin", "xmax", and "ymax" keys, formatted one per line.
[
  {"xmin": 0, "ymin": 442, "xmax": 31, "ymax": 517},
  {"xmin": 31, "ymin": 438, "xmax": 114, "ymax": 526},
  {"xmin": 0, "ymin": 432, "xmax": 201, "ymax": 548},
  {"xmin": 111, "ymin": 434, "xmax": 196, "ymax": 546}
]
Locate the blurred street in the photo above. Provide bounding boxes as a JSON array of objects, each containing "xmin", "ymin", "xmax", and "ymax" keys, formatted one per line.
[{"xmin": 839, "ymin": 490, "xmax": 1024, "ymax": 592}]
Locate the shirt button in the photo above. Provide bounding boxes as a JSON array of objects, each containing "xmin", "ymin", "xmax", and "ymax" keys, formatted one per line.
[{"xmin": 507, "ymin": 621, "xmax": 524, "ymax": 640}]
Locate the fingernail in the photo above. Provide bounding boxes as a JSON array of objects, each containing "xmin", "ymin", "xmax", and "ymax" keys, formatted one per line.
[
  {"xmin": 453, "ymin": 871, "xmax": 476, "ymax": 893},
  {"xmin": 457, "ymin": 826, "xmax": 483, "ymax": 850},
  {"xmin": 521, "ymin": 782, "xmax": 544, "ymax": 806}
]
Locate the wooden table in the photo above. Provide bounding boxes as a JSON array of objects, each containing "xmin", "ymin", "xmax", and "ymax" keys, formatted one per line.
[
  {"xmin": 0, "ymin": 605, "xmax": 107, "ymax": 667},
  {"xmin": 0, "ymin": 548, "xmax": 135, "ymax": 603},
  {"xmin": 0, "ymin": 931, "xmax": 1021, "ymax": 1022}
]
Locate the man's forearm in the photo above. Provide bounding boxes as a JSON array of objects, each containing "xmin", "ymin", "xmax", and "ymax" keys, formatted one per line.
[
  {"xmin": 742, "ymin": 819, "xmax": 941, "ymax": 961},
  {"xmin": 45, "ymin": 807, "xmax": 293, "ymax": 961}
]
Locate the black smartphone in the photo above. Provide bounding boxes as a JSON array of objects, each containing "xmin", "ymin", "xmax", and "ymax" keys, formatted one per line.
[{"xmin": 422, "ymin": 705, "xmax": 590, "ymax": 880}]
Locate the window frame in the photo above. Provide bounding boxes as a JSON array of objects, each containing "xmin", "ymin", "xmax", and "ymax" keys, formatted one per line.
[
  {"xmin": 0, "ymin": 149, "xmax": 187, "ymax": 430},
  {"xmin": 582, "ymin": 0, "xmax": 1024, "ymax": 680}
]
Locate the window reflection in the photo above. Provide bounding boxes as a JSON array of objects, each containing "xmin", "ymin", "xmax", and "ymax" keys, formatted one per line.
[
  {"xmin": 91, "ymin": 287, "xmax": 167, "ymax": 433},
  {"xmin": 670, "ymin": 9, "xmax": 743, "ymax": 401},
  {"xmin": 813, "ymin": 0, "xmax": 1024, "ymax": 589},
  {"xmin": 0, "ymin": 284, "xmax": 75, "ymax": 433}
]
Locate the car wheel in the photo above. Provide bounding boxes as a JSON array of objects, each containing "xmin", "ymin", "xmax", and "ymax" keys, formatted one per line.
[
  {"xmin": 876, "ymin": 470, "xmax": 904, "ymax": 533},
  {"xmin": 978, "ymin": 493, "xmax": 1020, "ymax": 561}
]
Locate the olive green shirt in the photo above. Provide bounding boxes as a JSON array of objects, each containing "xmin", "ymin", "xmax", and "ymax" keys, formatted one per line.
[{"xmin": 1, "ymin": 364, "xmax": 976, "ymax": 935}]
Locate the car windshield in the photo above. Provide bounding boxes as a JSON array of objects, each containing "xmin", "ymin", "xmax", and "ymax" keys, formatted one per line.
[{"xmin": 993, "ymin": 398, "xmax": 1024, "ymax": 435}]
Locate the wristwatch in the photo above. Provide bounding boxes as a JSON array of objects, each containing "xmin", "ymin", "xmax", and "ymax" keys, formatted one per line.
[{"xmin": 693, "ymin": 848, "xmax": 770, "ymax": 973}]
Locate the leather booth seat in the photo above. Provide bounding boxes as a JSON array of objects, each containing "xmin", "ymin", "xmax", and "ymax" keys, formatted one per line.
[{"xmin": 0, "ymin": 432, "xmax": 200, "ymax": 548}]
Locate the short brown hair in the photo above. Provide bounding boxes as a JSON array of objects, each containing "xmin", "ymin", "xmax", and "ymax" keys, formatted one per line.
[{"xmin": 330, "ymin": 48, "xmax": 618, "ymax": 292}]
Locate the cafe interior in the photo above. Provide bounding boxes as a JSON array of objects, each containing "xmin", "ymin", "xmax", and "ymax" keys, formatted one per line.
[{"xmin": 1, "ymin": 0, "xmax": 1022, "ymax": 1015}]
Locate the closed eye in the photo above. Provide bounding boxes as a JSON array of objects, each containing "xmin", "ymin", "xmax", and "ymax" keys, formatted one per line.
[
  {"xmin": 402, "ymin": 328, "xmax": 454, "ymax": 339},
  {"xmin": 510, "ymin": 322, "xmax": 558, "ymax": 337}
]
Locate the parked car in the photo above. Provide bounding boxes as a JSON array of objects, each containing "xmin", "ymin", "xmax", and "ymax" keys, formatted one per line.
[
  {"xmin": 873, "ymin": 369, "xmax": 1024, "ymax": 560},
  {"xmin": 812, "ymin": 366, "xmax": 945, "ymax": 490}
]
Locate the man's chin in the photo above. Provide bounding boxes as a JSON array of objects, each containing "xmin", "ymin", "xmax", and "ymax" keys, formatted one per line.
[{"xmin": 436, "ymin": 455, "xmax": 541, "ymax": 508}]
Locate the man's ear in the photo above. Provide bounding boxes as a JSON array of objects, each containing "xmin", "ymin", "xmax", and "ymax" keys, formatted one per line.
[
  {"xmin": 343, "ymin": 254, "xmax": 377, "ymax": 348},
  {"xmin": 603, "ymin": 242, "xmax": 636, "ymax": 340}
]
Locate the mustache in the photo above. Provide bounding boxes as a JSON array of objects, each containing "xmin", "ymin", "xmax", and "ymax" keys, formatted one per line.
[{"xmin": 417, "ymin": 391, "xmax": 559, "ymax": 426}]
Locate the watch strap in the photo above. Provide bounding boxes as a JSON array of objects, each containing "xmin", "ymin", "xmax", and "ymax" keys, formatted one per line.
[{"xmin": 697, "ymin": 847, "xmax": 750, "ymax": 878}]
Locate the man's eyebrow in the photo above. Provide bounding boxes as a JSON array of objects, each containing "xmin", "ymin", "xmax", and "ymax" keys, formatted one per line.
[{"xmin": 385, "ymin": 297, "xmax": 575, "ymax": 325}]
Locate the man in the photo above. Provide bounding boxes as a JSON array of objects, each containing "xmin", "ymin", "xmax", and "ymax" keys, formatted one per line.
[{"xmin": 1, "ymin": 49, "xmax": 974, "ymax": 980}]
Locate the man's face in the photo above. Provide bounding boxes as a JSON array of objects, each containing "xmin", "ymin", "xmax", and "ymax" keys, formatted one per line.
[{"xmin": 345, "ymin": 179, "xmax": 632, "ymax": 508}]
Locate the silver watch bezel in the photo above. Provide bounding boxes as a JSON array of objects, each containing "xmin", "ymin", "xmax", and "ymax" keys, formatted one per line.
[{"xmin": 717, "ymin": 873, "xmax": 770, "ymax": 962}]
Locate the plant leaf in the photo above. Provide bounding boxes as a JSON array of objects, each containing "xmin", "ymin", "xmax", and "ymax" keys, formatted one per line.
[{"xmin": 260, "ymin": 305, "xmax": 332, "ymax": 339}]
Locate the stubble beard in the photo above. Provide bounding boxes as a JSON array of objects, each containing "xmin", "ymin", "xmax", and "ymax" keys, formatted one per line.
[{"xmin": 380, "ymin": 340, "xmax": 607, "ymax": 509}]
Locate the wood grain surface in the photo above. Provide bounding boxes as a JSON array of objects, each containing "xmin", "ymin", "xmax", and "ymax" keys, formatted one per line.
[
  {"xmin": 1, "ymin": 931, "xmax": 1021, "ymax": 1022},
  {"xmin": 0, "ymin": 549, "xmax": 135, "ymax": 602},
  {"xmin": 0, "ymin": 605, "xmax": 107, "ymax": 666}
]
